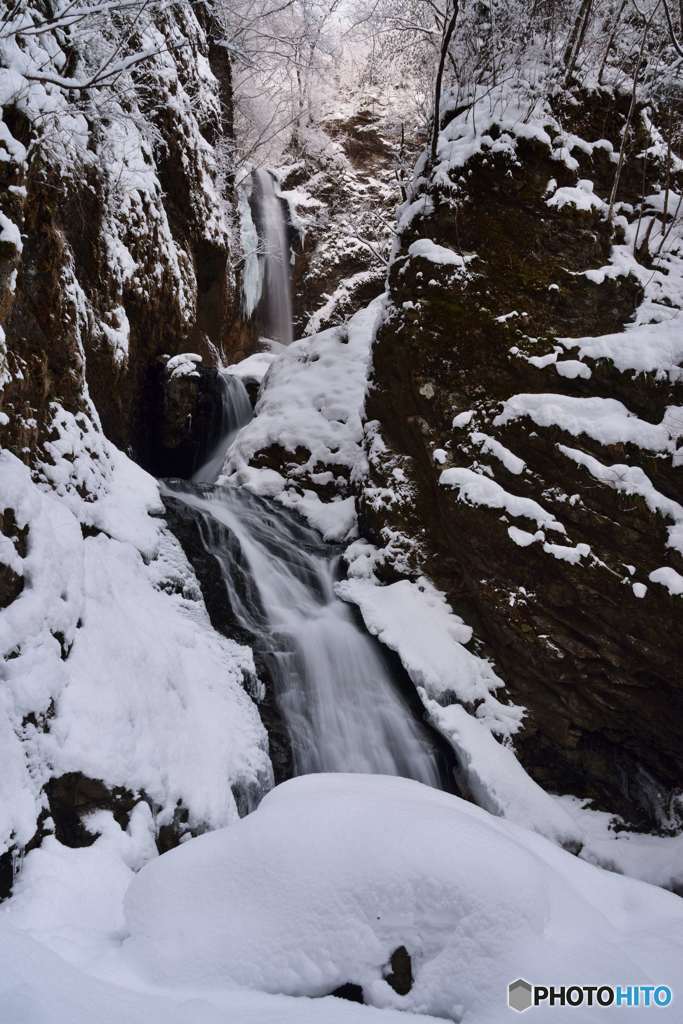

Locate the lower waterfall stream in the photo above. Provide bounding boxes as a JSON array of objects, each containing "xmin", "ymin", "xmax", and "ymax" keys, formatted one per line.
[{"xmin": 163, "ymin": 383, "xmax": 451, "ymax": 789}]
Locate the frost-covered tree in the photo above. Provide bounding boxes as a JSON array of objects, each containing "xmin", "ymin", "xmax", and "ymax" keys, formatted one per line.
[{"xmin": 213, "ymin": 0, "xmax": 345, "ymax": 163}]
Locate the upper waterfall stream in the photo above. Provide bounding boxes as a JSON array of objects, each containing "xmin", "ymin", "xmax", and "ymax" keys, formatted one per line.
[
  {"xmin": 253, "ymin": 168, "xmax": 293, "ymax": 346},
  {"xmin": 191, "ymin": 373, "xmax": 253, "ymax": 485}
]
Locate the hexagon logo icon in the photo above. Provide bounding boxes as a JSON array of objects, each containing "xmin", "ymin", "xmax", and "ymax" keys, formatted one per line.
[{"xmin": 508, "ymin": 978, "xmax": 533, "ymax": 1013}]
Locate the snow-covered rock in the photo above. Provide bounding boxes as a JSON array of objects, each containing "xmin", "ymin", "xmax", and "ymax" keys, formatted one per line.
[{"xmin": 0, "ymin": 446, "xmax": 272, "ymax": 872}]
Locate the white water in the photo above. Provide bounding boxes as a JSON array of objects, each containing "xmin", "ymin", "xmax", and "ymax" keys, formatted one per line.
[
  {"xmin": 192, "ymin": 373, "xmax": 253, "ymax": 485},
  {"xmin": 164, "ymin": 480, "xmax": 445, "ymax": 787},
  {"xmin": 254, "ymin": 169, "xmax": 293, "ymax": 345}
]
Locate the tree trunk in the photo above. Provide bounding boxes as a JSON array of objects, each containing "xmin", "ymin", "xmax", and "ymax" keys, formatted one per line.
[
  {"xmin": 564, "ymin": 0, "xmax": 594, "ymax": 82},
  {"xmin": 430, "ymin": 0, "xmax": 459, "ymax": 167}
]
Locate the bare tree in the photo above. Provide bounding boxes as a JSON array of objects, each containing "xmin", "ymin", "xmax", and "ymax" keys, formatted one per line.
[
  {"xmin": 430, "ymin": 0, "xmax": 459, "ymax": 164},
  {"xmin": 0, "ymin": 0, "xmax": 189, "ymax": 91}
]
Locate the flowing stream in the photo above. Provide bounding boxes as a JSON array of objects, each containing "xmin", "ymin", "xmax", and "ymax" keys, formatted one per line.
[
  {"xmin": 165, "ymin": 477, "xmax": 446, "ymax": 786},
  {"xmin": 192, "ymin": 373, "xmax": 252, "ymax": 485},
  {"xmin": 164, "ymin": 169, "xmax": 449, "ymax": 790}
]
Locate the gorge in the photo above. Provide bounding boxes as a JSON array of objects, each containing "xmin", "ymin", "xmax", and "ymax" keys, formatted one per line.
[{"xmin": 1, "ymin": 1, "xmax": 683, "ymax": 1021}]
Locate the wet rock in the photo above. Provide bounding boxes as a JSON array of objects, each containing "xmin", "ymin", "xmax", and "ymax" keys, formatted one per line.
[{"xmin": 141, "ymin": 360, "xmax": 229, "ymax": 478}]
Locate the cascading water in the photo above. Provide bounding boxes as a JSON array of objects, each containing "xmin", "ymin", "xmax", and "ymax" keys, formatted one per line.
[
  {"xmin": 164, "ymin": 182, "xmax": 450, "ymax": 791},
  {"xmin": 253, "ymin": 168, "xmax": 294, "ymax": 345},
  {"xmin": 163, "ymin": 479, "xmax": 449, "ymax": 787},
  {"xmin": 192, "ymin": 373, "xmax": 253, "ymax": 485}
]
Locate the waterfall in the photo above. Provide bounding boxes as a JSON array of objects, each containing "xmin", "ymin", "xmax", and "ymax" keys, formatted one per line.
[
  {"xmin": 163, "ymin": 479, "xmax": 449, "ymax": 788},
  {"xmin": 253, "ymin": 169, "xmax": 294, "ymax": 346},
  {"xmin": 192, "ymin": 373, "xmax": 253, "ymax": 485}
]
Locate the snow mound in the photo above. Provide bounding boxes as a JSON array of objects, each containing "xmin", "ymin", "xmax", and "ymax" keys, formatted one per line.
[
  {"xmin": 124, "ymin": 775, "xmax": 683, "ymax": 1022},
  {"xmin": 0, "ymin": 923, "xmax": 422, "ymax": 1024},
  {"xmin": 1, "ymin": 808, "xmax": 430, "ymax": 1024},
  {"xmin": 0, "ymin": 446, "xmax": 272, "ymax": 855},
  {"xmin": 224, "ymin": 297, "xmax": 384, "ymax": 540}
]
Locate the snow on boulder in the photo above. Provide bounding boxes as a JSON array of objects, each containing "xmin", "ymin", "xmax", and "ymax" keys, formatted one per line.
[
  {"xmin": 407, "ymin": 238, "xmax": 471, "ymax": 270},
  {"xmin": 123, "ymin": 775, "xmax": 683, "ymax": 1021}
]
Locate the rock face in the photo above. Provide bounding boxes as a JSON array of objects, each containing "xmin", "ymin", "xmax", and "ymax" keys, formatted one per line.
[
  {"xmin": 0, "ymin": 5, "xmax": 272, "ymax": 891},
  {"xmin": 0, "ymin": 5, "xmax": 249, "ymax": 472},
  {"xmin": 142, "ymin": 358, "xmax": 232, "ymax": 478},
  {"xmin": 361, "ymin": 88, "xmax": 683, "ymax": 829},
  {"xmin": 280, "ymin": 107, "xmax": 421, "ymax": 337}
]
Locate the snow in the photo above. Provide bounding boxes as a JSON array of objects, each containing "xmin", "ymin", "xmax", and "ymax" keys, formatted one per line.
[
  {"xmin": 505, "ymin": 524, "xmax": 590, "ymax": 564},
  {"xmin": 122, "ymin": 775, "xmax": 683, "ymax": 1020},
  {"xmin": 0, "ymin": 444, "xmax": 272, "ymax": 858},
  {"xmin": 407, "ymin": 238, "xmax": 469, "ymax": 269},
  {"xmin": 439, "ymin": 466, "xmax": 566, "ymax": 533},
  {"xmin": 558, "ymin": 313, "xmax": 683, "ymax": 383},
  {"xmin": 396, "ymin": 194, "xmax": 434, "ymax": 234},
  {"xmin": 546, "ymin": 179, "xmax": 604, "ymax": 213},
  {"xmin": 495, "ymin": 393, "xmax": 681, "ymax": 454},
  {"xmin": 338, "ymin": 576, "xmax": 499, "ymax": 711},
  {"xmin": 165, "ymin": 352, "xmax": 202, "ymax": 379},
  {"xmin": 228, "ymin": 350, "xmax": 278, "ymax": 383},
  {"xmin": 508, "ymin": 525, "xmax": 538, "ymax": 547},
  {"xmin": 336, "ymin": 568, "xmax": 585, "ymax": 845},
  {"xmin": 0, "ymin": 209, "xmax": 23, "ymax": 251},
  {"xmin": 555, "ymin": 358, "xmax": 592, "ymax": 380},
  {"xmin": 649, "ymin": 566, "xmax": 683, "ymax": 596},
  {"xmin": 452, "ymin": 409, "xmax": 474, "ymax": 428},
  {"xmin": 224, "ymin": 297, "xmax": 385, "ymax": 540},
  {"xmin": 558, "ymin": 444, "xmax": 683, "ymax": 557},
  {"xmin": 542, "ymin": 539, "xmax": 591, "ymax": 564},
  {"xmin": 304, "ymin": 269, "xmax": 384, "ymax": 337},
  {"xmin": 0, "ymin": 808, "xmax": 421, "ymax": 1023},
  {"xmin": 557, "ymin": 794, "xmax": 683, "ymax": 892},
  {"xmin": 47, "ymin": 529, "xmax": 271, "ymax": 829},
  {"xmin": 420, "ymin": 703, "xmax": 581, "ymax": 847},
  {"xmin": 471, "ymin": 432, "xmax": 525, "ymax": 474},
  {"xmin": 101, "ymin": 304, "xmax": 130, "ymax": 366}
]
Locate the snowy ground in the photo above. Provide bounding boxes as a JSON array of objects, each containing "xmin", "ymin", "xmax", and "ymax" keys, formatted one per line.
[
  {"xmin": 0, "ymin": 415, "xmax": 272, "ymax": 863},
  {"xmin": 3, "ymin": 775, "xmax": 683, "ymax": 1023}
]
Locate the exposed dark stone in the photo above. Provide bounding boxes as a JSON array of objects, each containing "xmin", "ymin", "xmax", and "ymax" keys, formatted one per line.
[
  {"xmin": 0, "ymin": 507, "xmax": 27, "ymax": 607},
  {"xmin": 156, "ymin": 801, "xmax": 191, "ymax": 854},
  {"xmin": 331, "ymin": 983, "xmax": 365, "ymax": 1004},
  {"xmin": 140, "ymin": 364, "xmax": 230, "ymax": 479},
  {"xmin": 384, "ymin": 945, "xmax": 413, "ymax": 995},
  {"xmin": 1, "ymin": 810, "xmax": 58, "ymax": 901},
  {"xmin": 45, "ymin": 773, "xmax": 138, "ymax": 848},
  {"xmin": 0, "ymin": 849, "xmax": 14, "ymax": 901}
]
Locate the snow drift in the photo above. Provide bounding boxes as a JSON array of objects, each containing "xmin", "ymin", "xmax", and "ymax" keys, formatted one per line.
[{"xmin": 124, "ymin": 774, "xmax": 683, "ymax": 1022}]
